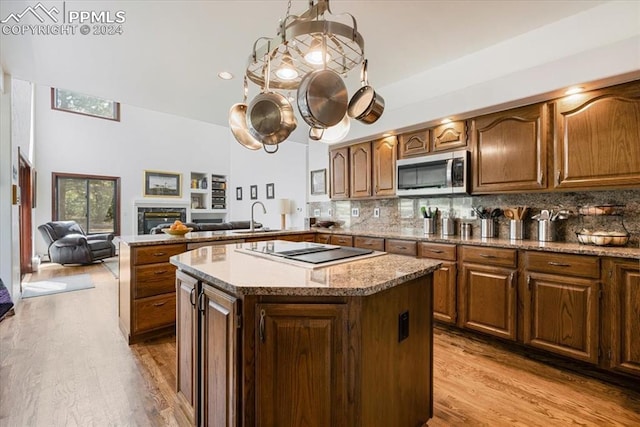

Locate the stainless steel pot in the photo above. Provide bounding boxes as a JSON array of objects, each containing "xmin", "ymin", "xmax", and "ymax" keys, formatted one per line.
[
  {"xmin": 247, "ymin": 59, "xmax": 297, "ymax": 146},
  {"xmin": 297, "ymin": 69, "xmax": 348, "ymax": 128},
  {"xmin": 229, "ymin": 77, "xmax": 262, "ymax": 150},
  {"xmin": 348, "ymin": 60, "xmax": 384, "ymax": 124}
]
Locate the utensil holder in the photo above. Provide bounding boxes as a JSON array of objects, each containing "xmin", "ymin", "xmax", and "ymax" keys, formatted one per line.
[
  {"xmin": 480, "ymin": 219, "xmax": 496, "ymax": 238},
  {"xmin": 509, "ymin": 220, "xmax": 525, "ymax": 240},
  {"xmin": 460, "ymin": 223, "xmax": 472, "ymax": 239},
  {"xmin": 423, "ymin": 218, "xmax": 436, "ymax": 235},
  {"xmin": 441, "ymin": 218, "xmax": 456, "ymax": 236},
  {"xmin": 538, "ymin": 220, "xmax": 556, "ymax": 242}
]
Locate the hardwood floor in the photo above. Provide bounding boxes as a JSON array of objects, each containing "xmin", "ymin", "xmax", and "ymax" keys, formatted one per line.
[{"xmin": 1, "ymin": 262, "xmax": 639, "ymax": 426}]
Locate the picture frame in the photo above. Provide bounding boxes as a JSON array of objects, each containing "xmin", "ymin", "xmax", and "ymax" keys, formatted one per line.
[
  {"xmin": 310, "ymin": 169, "xmax": 327, "ymax": 195},
  {"xmin": 144, "ymin": 170, "xmax": 182, "ymax": 197},
  {"xmin": 266, "ymin": 183, "xmax": 275, "ymax": 199},
  {"xmin": 250, "ymin": 185, "xmax": 258, "ymax": 200},
  {"xmin": 236, "ymin": 187, "xmax": 243, "ymax": 201}
]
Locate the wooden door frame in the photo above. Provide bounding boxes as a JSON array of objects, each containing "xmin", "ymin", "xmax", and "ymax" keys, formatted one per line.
[{"xmin": 18, "ymin": 148, "xmax": 33, "ymax": 275}]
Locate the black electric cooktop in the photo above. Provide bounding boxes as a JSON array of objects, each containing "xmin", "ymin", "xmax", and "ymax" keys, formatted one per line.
[{"xmin": 247, "ymin": 242, "xmax": 374, "ymax": 264}]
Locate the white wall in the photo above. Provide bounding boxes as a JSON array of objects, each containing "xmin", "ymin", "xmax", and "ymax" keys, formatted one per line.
[
  {"xmin": 229, "ymin": 140, "xmax": 307, "ymax": 230},
  {"xmin": 33, "ymin": 84, "xmax": 234, "ymax": 253}
]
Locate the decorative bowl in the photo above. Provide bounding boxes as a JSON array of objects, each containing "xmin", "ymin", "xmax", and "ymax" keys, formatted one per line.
[
  {"xmin": 314, "ymin": 221, "xmax": 336, "ymax": 228},
  {"xmin": 162, "ymin": 227, "xmax": 193, "ymax": 236}
]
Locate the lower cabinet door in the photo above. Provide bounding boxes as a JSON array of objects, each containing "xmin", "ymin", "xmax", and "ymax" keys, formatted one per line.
[
  {"xmin": 175, "ymin": 272, "xmax": 198, "ymax": 426},
  {"xmin": 524, "ymin": 272, "xmax": 599, "ymax": 364},
  {"xmin": 433, "ymin": 261, "xmax": 457, "ymax": 324},
  {"xmin": 255, "ymin": 303, "xmax": 348, "ymax": 427},
  {"xmin": 460, "ymin": 263, "xmax": 517, "ymax": 340},
  {"xmin": 201, "ymin": 286, "xmax": 238, "ymax": 427},
  {"xmin": 612, "ymin": 261, "xmax": 640, "ymax": 375}
]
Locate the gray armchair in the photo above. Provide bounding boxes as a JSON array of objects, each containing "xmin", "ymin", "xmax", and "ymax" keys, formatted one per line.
[{"xmin": 38, "ymin": 221, "xmax": 116, "ymax": 265}]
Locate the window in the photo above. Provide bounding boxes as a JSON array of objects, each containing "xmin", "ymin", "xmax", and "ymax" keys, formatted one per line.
[
  {"xmin": 51, "ymin": 88, "xmax": 120, "ymax": 121},
  {"xmin": 53, "ymin": 173, "xmax": 121, "ymax": 235}
]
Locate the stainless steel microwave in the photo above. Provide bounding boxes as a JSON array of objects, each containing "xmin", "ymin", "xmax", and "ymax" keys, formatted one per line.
[{"xmin": 396, "ymin": 149, "xmax": 468, "ymax": 196}]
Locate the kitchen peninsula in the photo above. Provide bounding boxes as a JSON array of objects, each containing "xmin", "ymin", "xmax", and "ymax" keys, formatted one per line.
[{"xmin": 169, "ymin": 240, "xmax": 441, "ymax": 426}]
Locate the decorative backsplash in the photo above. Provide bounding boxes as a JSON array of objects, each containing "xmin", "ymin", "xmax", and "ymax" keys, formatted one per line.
[{"xmin": 307, "ymin": 189, "xmax": 640, "ymax": 246}]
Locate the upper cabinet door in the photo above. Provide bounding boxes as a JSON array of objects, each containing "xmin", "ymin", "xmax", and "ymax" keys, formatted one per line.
[
  {"xmin": 373, "ymin": 136, "xmax": 397, "ymax": 197},
  {"xmin": 433, "ymin": 120, "xmax": 467, "ymax": 152},
  {"xmin": 554, "ymin": 81, "xmax": 640, "ymax": 189},
  {"xmin": 329, "ymin": 147, "xmax": 349, "ymax": 199},
  {"xmin": 398, "ymin": 128, "xmax": 430, "ymax": 159},
  {"xmin": 471, "ymin": 103, "xmax": 548, "ymax": 193},
  {"xmin": 350, "ymin": 141, "xmax": 372, "ymax": 198}
]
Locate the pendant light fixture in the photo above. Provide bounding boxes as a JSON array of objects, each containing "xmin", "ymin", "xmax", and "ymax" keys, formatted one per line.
[{"xmin": 276, "ymin": 47, "xmax": 299, "ymax": 80}]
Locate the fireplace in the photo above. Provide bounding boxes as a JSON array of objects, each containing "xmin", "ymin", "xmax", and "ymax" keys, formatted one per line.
[{"xmin": 137, "ymin": 207, "xmax": 187, "ymax": 234}]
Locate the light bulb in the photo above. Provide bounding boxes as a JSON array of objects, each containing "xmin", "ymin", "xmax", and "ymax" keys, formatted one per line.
[
  {"xmin": 304, "ymin": 37, "xmax": 331, "ymax": 65},
  {"xmin": 276, "ymin": 50, "xmax": 298, "ymax": 80}
]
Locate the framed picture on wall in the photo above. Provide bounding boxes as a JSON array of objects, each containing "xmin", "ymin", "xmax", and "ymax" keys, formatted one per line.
[
  {"xmin": 266, "ymin": 183, "xmax": 275, "ymax": 199},
  {"xmin": 250, "ymin": 185, "xmax": 258, "ymax": 200},
  {"xmin": 311, "ymin": 169, "xmax": 327, "ymax": 195},
  {"xmin": 144, "ymin": 170, "xmax": 182, "ymax": 197},
  {"xmin": 236, "ymin": 187, "xmax": 243, "ymax": 200}
]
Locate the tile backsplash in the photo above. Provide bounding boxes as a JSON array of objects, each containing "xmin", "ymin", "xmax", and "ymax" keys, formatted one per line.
[{"xmin": 308, "ymin": 189, "xmax": 640, "ymax": 246}]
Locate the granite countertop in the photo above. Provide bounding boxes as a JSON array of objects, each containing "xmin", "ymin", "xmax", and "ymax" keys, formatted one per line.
[
  {"xmin": 118, "ymin": 226, "xmax": 640, "ymax": 259},
  {"xmin": 314, "ymin": 227, "xmax": 640, "ymax": 260},
  {"xmin": 119, "ymin": 228, "xmax": 313, "ymax": 247},
  {"xmin": 170, "ymin": 241, "xmax": 441, "ymax": 297}
]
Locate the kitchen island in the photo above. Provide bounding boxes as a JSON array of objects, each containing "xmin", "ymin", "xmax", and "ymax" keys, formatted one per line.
[{"xmin": 170, "ymin": 240, "xmax": 441, "ymax": 427}]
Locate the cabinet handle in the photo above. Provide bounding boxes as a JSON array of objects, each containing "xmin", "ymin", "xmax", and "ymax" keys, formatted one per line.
[
  {"xmin": 189, "ymin": 287, "xmax": 196, "ymax": 307},
  {"xmin": 153, "ymin": 252, "xmax": 166, "ymax": 257},
  {"xmin": 154, "ymin": 270, "xmax": 168, "ymax": 275},
  {"xmin": 509, "ymin": 272, "xmax": 515, "ymax": 287},
  {"xmin": 556, "ymin": 170, "xmax": 561, "ymax": 185},
  {"xmin": 548, "ymin": 261, "xmax": 571, "ymax": 267},
  {"xmin": 428, "ymin": 249, "xmax": 444, "ymax": 253},
  {"xmin": 198, "ymin": 291, "xmax": 205, "ymax": 313},
  {"xmin": 397, "ymin": 246, "xmax": 407, "ymax": 250},
  {"xmin": 259, "ymin": 309, "xmax": 266, "ymax": 342},
  {"xmin": 479, "ymin": 254, "xmax": 496, "ymax": 259},
  {"xmin": 527, "ymin": 275, "xmax": 531, "ymax": 290},
  {"xmin": 153, "ymin": 302, "xmax": 166, "ymax": 307}
]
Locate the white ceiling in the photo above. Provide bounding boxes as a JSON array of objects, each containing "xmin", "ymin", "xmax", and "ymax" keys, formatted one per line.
[{"xmin": 1, "ymin": 0, "xmax": 637, "ymax": 144}]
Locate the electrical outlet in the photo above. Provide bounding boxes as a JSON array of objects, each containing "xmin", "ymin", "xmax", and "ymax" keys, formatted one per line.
[
  {"xmin": 470, "ymin": 209, "xmax": 476, "ymax": 218},
  {"xmin": 351, "ymin": 208, "xmax": 359, "ymax": 217},
  {"xmin": 373, "ymin": 207, "xmax": 380, "ymax": 218},
  {"xmin": 313, "ymin": 209, "xmax": 320, "ymax": 217}
]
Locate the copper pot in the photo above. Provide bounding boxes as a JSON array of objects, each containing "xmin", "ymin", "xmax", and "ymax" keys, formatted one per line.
[{"xmin": 229, "ymin": 77, "xmax": 262, "ymax": 150}]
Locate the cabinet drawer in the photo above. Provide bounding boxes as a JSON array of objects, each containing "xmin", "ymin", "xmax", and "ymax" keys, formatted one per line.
[
  {"xmin": 133, "ymin": 293, "xmax": 176, "ymax": 333},
  {"xmin": 385, "ymin": 239, "xmax": 417, "ymax": 256},
  {"xmin": 525, "ymin": 252, "xmax": 600, "ymax": 279},
  {"xmin": 461, "ymin": 246, "xmax": 516, "ymax": 268},
  {"xmin": 315, "ymin": 233, "xmax": 331, "ymax": 244},
  {"xmin": 418, "ymin": 242, "xmax": 456, "ymax": 261},
  {"xmin": 330, "ymin": 235, "xmax": 354, "ymax": 247},
  {"xmin": 133, "ymin": 243, "xmax": 186, "ymax": 265},
  {"xmin": 353, "ymin": 236, "xmax": 385, "ymax": 251},
  {"xmin": 133, "ymin": 263, "xmax": 178, "ymax": 298}
]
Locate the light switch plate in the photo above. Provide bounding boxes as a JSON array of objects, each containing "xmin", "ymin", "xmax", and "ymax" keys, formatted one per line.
[
  {"xmin": 351, "ymin": 208, "xmax": 359, "ymax": 217},
  {"xmin": 313, "ymin": 209, "xmax": 320, "ymax": 216},
  {"xmin": 328, "ymin": 208, "xmax": 332, "ymax": 217},
  {"xmin": 373, "ymin": 207, "xmax": 380, "ymax": 218}
]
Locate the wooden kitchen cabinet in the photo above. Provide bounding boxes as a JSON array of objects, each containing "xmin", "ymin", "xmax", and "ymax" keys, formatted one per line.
[
  {"xmin": 373, "ymin": 136, "xmax": 397, "ymax": 196},
  {"xmin": 330, "ymin": 147, "xmax": 350, "ymax": 199},
  {"xmin": 175, "ymin": 271, "xmax": 199, "ymax": 426},
  {"xmin": 350, "ymin": 141, "xmax": 373, "ymax": 198},
  {"xmin": 419, "ymin": 242, "xmax": 457, "ymax": 324},
  {"xmin": 554, "ymin": 80, "xmax": 640, "ymax": 190},
  {"xmin": 398, "ymin": 128, "xmax": 430, "ymax": 159},
  {"xmin": 459, "ymin": 246, "xmax": 517, "ymax": 340},
  {"xmin": 200, "ymin": 284, "xmax": 239, "ymax": 427},
  {"xmin": 471, "ymin": 103, "xmax": 548, "ymax": 193},
  {"xmin": 606, "ymin": 259, "xmax": 640, "ymax": 376},
  {"xmin": 523, "ymin": 252, "xmax": 600, "ymax": 364},
  {"xmin": 119, "ymin": 242, "xmax": 186, "ymax": 343},
  {"xmin": 330, "ymin": 234, "xmax": 354, "ymax": 247},
  {"xmin": 353, "ymin": 236, "xmax": 385, "ymax": 251},
  {"xmin": 385, "ymin": 239, "xmax": 417, "ymax": 256},
  {"xmin": 433, "ymin": 120, "xmax": 467, "ymax": 152},
  {"xmin": 256, "ymin": 303, "xmax": 348, "ymax": 427},
  {"xmin": 315, "ymin": 233, "xmax": 331, "ymax": 244}
]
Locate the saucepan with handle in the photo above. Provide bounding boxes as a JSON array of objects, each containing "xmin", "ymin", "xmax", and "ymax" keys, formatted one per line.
[
  {"xmin": 229, "ymin": 76, "xmax": 262, "ymax": 151},
  {"xmin": 347, "ymin": 59, "xmax": 385, "ymax": 124}
]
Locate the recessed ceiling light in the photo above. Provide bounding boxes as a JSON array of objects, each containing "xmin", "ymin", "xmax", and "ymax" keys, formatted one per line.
[
  {"xmin": 440, "ymin": 118, "xmax": 452, "ymax": 124},
  {"xmin": 218, "ymin": 71, "xmax": 234, "ymax": 80},
  {"xmin": 564, "ymin": 86, "xmax": 584, "ymax": 95}
]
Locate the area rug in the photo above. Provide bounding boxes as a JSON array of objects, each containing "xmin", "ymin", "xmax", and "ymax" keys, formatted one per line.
[
  {"xmin": 22, "ymin": 274, "xmax": 94, "ymax": 298},
  {"xmin": 102, "ymin": 257, "xmax": 119, "ymax": 279}
]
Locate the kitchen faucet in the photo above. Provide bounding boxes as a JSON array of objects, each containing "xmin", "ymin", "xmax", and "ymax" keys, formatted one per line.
[{"xmin": 250, "ymin": 201, "xmax": 266, "ymax": 232}]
